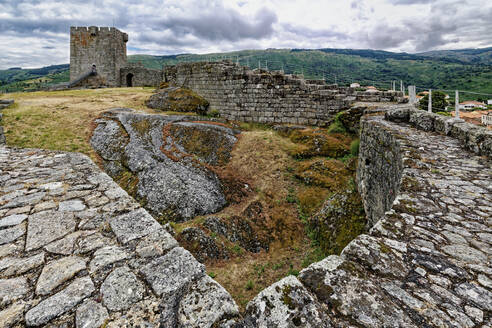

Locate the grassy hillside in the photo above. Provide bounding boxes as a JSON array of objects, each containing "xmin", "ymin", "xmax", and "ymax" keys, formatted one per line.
[
  {"xmin": 2, "ymin": 48, "xmax": 491, "ymax": 101},
  {"xmin": 418, "ymin": 47, "xmax": 492, "ymax": 65},
  {"xmin": 0, "ymin": 65, "xmax": 69, "ymax": 93}
]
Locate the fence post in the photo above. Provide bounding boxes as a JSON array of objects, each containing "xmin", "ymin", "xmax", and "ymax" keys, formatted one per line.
[
  {"xmin": 428, "ymin": 89, "xmax": 432, "ymax": 113},
  {"xmin": 258, "ymin": 61, "xmax": 260, "ymax": 70},
  {"xmin": 266, "ymin": 60, "xmax": 268, "ymax": 70},
  {"xmin": 455, "ymin": 90, "xmax": 460, "ymax": 119},
  {"xmin": 400, "ymin": 80, "xmax": 403, "ymax": 92},
  {"xmin": 409, "ymin": 86, "xmax": 417, "ymax": 105}
]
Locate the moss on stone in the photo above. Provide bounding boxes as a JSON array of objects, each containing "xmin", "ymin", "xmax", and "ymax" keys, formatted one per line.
[
  {"xmin": 379, "ymin": 243, "xmax": 391, "ymax": 254},
  {"xmin": 401, "ymin": 176, "xmax": 423, "ymax": 192},
  {"xmin": 281, "ymin": 284, "xmax": 296, "ymax": 310},
  {"xmin": 146, "ymin": 87, "xmax": 209, "ymax": 114},
  {"xmin": 308, "ymin": 190, "xmax": 367, "ymax": 255}
]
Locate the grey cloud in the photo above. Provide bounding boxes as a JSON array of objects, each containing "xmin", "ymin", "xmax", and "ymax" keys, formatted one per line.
[
  {"xmin": 389, "ymin": 0, "xmax": 436, "ymax": 4},
  {"xmin": 149, "ymin": 8, "xmax": 277, "ymax": 42},
  {"xmin": 362, "ymin": 0, "xmax": 491, "ymax": 52},
  {"xmin": 0, "ymin": 0, "xmax": 491, "ymax": 69},
  {"xmin": 281, "ymin": 24, "xmax": 350, "ymax": 40}
]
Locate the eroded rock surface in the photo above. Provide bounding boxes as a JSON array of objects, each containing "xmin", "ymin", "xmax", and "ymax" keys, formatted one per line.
[{"xmin": 91, "ymin": 108, "xmax": 239, "ymax": 221}]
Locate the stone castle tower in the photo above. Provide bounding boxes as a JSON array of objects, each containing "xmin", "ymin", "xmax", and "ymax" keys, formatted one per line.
[{"xmin": 70, "ymin": 26, "xmax": 128, "ymax": 87}]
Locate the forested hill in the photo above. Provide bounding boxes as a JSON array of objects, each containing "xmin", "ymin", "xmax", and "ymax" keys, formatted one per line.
[{"xmin": 1, "ymin": 48, "xmax": 491, "ymax": 100}]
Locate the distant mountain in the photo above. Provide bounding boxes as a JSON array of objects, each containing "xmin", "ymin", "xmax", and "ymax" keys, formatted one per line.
[
  {"xmin": 1, "ymin": 48, "xmax": 491, "ymax": 100},
  {"xmin": 418, "ymin": 47, "xmax": 492, "ymax": 65},
  {"xmin": 0, "ymin": 64, "xmax": 69, "ymax": 92}
]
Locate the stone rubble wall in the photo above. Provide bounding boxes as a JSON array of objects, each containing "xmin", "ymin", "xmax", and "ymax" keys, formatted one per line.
[
  {"xmin": 163, "ymin": 61, "xmax": 405, "ymax": 127},
  {"xmin": 356, "ymin": 107, "xmax": 407, "ymax": 227},
  {"xmin": 0, "ymin": 147, "xmax": 239, "ymax": 327},
  {"xmin": 120, "ymin": 66, "xmax": 163, "ymax": 87}
]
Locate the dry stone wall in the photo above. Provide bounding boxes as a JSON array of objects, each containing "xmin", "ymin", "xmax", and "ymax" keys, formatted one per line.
[
  {"xmin": 164, "ymin": 61, "xmax": 405, "ymax": 126},
  {"xmin": 120, "ymin": 63, "xmax": 163, "ymax": 87}
]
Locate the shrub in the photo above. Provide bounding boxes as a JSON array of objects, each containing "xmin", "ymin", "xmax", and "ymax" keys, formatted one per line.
[
  {"xmin": 207, "ymin": 108, "xmax": 220, "ymax": 117},
  {"xmin": 419, "ymin": 91, "xmax": 448, "ymax": 112},
  {"xmin": 436, "ymin": 111, "xmax": 451, "ymax": 116}
]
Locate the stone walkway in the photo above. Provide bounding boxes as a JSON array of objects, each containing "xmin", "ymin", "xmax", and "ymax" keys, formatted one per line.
[
  {"xmin": 0, "ymin": 147, "xmax": 238, "ymax": 327},
  {"xmin": 0, "ymin": 110, "xmax": 491, "ymax": 327}
]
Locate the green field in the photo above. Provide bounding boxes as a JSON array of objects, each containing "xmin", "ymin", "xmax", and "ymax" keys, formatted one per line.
[{"xmin": 1, "ymin": 47, "xmax": 491, "ymax": 101}]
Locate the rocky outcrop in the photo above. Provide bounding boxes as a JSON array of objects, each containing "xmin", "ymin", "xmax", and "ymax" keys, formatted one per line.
[
  {"xmin": 90, "ymin": 108, "xmax": 239, "ymax": 221},
  {"xmin": 146, "ymin": 86, "xmax": 209, "ymax": 114},
  {"xmin": 177, "ymin": 227, "xmax": 230, "ymax": 263},
  {"xmin": 308, "ymin": 190, "xmax": 366, "ymax": 255}
]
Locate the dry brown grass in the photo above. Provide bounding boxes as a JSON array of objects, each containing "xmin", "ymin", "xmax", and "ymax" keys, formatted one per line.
[
  {"xmin": 0, "ymin": 87, "xmax": 154, "ymax": 160},
  {"xmin": 207, "ymin": 237, "xmax": 312, "ymax": 310},
  {"xmin": 175, "ymin": 130, "xmax": 330, "ymax": 310}
]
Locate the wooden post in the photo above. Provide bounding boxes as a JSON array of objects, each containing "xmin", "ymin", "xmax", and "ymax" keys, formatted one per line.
[
  {"xmin": 428, "ymin": 89, "xmax": 432, "ymax": 113},
  {"xmin": 455, "ymin": 90, "xmax": 460, "ymax": 119}
]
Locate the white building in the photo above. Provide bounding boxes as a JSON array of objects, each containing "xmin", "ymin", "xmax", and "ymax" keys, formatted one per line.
[
  {"xmin": 459, "ymin": 101, "xmax": 487, "ymax": 110},
  {"xmin": 488, "ymin": 99, "xmax": 492, "ymax": 105},
  {"xmin": 350, "ymin": 83, "xmax": 360, "ymax": 88}
]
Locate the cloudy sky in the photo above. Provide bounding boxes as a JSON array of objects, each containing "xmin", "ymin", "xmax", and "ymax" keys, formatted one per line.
[{"xmin": 1, "ymin": 0, "xmax": 491, "ymax": 69}]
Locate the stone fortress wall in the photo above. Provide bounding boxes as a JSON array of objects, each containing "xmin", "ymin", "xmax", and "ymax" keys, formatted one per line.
[
  {"xmin": 120, "ymin": 62, "xmax": 163, "ymax": 87},
  {"xmin": 70, "ymin": 27, "xmax": 128, "ymax": 87},
  {"xmin": 161, "ymin": 61, "xmax": 405, "ymax": 126}
]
